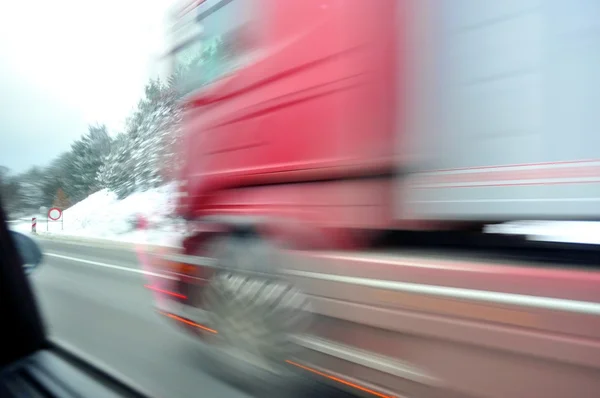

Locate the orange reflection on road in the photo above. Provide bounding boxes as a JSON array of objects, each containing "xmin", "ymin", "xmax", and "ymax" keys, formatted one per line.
[
  {"xmin": 144, "ymin": 284, "xmax": 187, "ymax": 299},
  {"xmin": 160, "ymin": 311, "xmax": 218, "ymax": 334},
  {"xmin": 285, "ymin": 360, "xmax": 394, "ymax": 398}
]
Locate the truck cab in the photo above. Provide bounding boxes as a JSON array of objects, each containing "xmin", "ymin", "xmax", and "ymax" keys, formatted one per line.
[{"xmin": 155, "ymin": 1, "xmax": 600, "ymax": 397}]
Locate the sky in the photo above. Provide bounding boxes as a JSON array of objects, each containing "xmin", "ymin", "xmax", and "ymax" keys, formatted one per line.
[{"xmin": 0, "ymin": 0, "xmax": 172, "ymax": 172}]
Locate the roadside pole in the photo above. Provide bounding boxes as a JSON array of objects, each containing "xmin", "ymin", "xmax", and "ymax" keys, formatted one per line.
[{"xmin": 32, "ymin": 217, "xmax": 37, "ymax": 234}]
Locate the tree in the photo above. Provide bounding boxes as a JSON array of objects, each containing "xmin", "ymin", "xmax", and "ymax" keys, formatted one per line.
[
  {"xmin": 41, "ymin": 152, "xmax": 75, "ymax": 206},
  {"xmin": 52, "ymin": 188, "xmax": 70, "ymax": 209},
  {"xmin": 67, "ymin": 124, "xmax": 112, "ymax": 201},
  {"xmin": 97, "ymin": 133, "xmax": 135, "ymax": 198},
  {"xmin": 97, "ymin": 78, "xmax": 182, "ymax": 198},
  {"xmin": 17, "ymin": 167, "xmax": 45, "ymax": 212},
  {"xmin": 0, "ymin": 167, "xmax": 23, "ymax": 217},
  {"xmin": 4, "ymin": 73, "xmax": 182, "ymax": 210}
]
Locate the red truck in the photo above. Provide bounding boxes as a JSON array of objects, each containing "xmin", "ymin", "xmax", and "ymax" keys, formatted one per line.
[{"xmin": 150, "ymin": 1, "xmax": 600, "ymax": 397}]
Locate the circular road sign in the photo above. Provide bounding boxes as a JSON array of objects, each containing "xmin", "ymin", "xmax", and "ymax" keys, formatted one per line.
[{"xmin": 48, "ymin": 207, "xmax": 62, "ymax": 221}]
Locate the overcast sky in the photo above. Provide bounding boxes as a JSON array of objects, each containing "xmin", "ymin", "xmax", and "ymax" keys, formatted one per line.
[{"xmin": 0, "ymin": 0, "xmax": 171, "ymax": 172}]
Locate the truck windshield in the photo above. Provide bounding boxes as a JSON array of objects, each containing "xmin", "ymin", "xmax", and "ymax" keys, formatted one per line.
[{"xmin": 170, "ymin": 0, "xmax": 254, "ymax": 98}]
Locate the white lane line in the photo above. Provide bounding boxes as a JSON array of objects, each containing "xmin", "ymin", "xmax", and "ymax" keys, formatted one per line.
[{"xmin": 45, "ymin": 253, "xmax": 176, "ymax": 280}]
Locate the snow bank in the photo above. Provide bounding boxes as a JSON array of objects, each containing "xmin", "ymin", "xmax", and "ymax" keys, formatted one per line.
[
  {"xmin": 10, "ymin": 184, "xmax": 600, "ymax": 247},
  {"xmin": 12, "ymin": 184, "xmax": 185, "ymax": 247},
  {"xmin": 485, "ymin": 221, "xmax": 600, "ymax": 245}
]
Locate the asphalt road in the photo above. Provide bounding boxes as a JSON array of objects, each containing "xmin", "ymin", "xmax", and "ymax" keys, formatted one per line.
[
  {"xmin": 29, "ymin": 238, "xmax": 353, "ymax": 398},
  {"xmin": 29, "ymin": 238, "xmax": 256, "ymax": 398}
]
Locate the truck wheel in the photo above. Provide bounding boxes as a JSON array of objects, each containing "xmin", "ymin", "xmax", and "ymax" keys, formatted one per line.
[{"xmin": 202, "ymin": 235, "xmax": 312, "ymax": 395}]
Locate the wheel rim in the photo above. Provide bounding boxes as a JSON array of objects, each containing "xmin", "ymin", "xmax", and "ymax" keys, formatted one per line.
[{"xmin": 204, "ymin": 269, "xmax": 311, "ymax": 377}]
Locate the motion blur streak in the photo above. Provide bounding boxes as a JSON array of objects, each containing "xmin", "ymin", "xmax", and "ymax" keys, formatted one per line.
[
  {"xmin": 144, "ymin": 284, "xmax": 187, "ymax": 299},
  {"xmin": 285, "ymin": 360, "xmax": 393, "ymax": 398},
  {"xmin": 154, "ymin": 0, "xmax": 600, "ymax": 396},
  {"xmin": 160, "ymin": 311, "xmax": 218, "ymax": 334}
]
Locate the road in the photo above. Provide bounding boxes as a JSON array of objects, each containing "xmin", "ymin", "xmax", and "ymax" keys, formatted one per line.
[
  {"xmin": 28, "ymin": 239, "xmax": 276, "ymax": 398},
  {"xmin": 30, "ymin": 238, "xmax": 351, "ymax": 398}
]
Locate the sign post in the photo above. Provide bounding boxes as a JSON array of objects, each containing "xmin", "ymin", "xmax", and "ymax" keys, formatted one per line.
[{"xmin": 48, "ymin": 207, "xmax": 63, "ymax": 231}]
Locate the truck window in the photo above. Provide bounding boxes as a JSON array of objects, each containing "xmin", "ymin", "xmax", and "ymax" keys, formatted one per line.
[{"xmin": 170, "ymin": 0, "xmax": 257, "ymax": 97}]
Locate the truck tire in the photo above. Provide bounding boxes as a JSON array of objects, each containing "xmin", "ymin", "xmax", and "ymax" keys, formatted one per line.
[{"xmin": 201, "ymin": 235, "xmax": 312, "ymax": 396}]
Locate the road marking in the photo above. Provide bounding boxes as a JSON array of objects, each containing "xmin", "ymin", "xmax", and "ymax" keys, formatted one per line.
[
  {"xmin": 45, "ymin": 253, "xmax": 176, "ymax": 280},
  {"xmin": 34, "ymin": 235, "xmax": 179, "ymax": 251},
  {"xmin": 40, "ymin": 239, "xmax": 137, "ymax": 250}
]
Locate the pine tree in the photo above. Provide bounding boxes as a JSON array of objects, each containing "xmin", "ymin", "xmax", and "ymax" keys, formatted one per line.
[
  {"xmin": 97, "ymin": 133, "xmax": 135, "ymax": 198},
  {"xmin": 95, "ymin": 73, "xmax": 184, "ymax": 198},
  {"xmin": 17, "ymin": 167, "xmax": 45, "ymax": 212},
  {"xmin": 68, "ymin": 124, "xmax": 112, "ymax": 201},
  {"xmin": 0, "ymin": 167, "xmax": 23, "ymax": 217},
  {"xmin": 42, "ymin": 152, "xmax": 76, "ymax": 206}
]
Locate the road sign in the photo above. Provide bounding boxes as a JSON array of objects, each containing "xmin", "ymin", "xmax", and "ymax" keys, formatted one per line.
[{"xmin": 48, "ymin": 207, "xmax": 62, "ymax": 221}]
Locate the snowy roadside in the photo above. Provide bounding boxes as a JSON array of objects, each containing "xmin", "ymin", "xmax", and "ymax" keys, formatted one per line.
[
  {"xmin": 485, "ymin": 220, "xmax": 600, "ymax": 245},
  {"xmin": 9, "ymin": 184, "xmax": 185, "ymax": 249},
  {"xmin": 15, "ymin": 218, "xmax": 600, "ymax": 249},
  {"xmin": 9, "ymin": 183, "xmax": 600, "ymax": 249},
  {"xmin": 32, "ymin": 231, "xmax": 180, "ymax": 250}
]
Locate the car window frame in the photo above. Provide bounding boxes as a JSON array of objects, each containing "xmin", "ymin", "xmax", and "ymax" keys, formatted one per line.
[{"xmin": 0, "ymin": 198, "xmax": 47, "ymax": 367}]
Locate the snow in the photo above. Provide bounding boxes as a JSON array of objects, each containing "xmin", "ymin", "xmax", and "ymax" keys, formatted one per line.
[
  {"xmin": 11, "ymin": 184, "xmax": 185, "ymax": 247},
  {"xmin": 485, "ymin": 221, "xmax": 600, "ymax": 245},
  {"xmin": 10, "ymin": 184, "xmax": 600, "ymax": 247}
]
